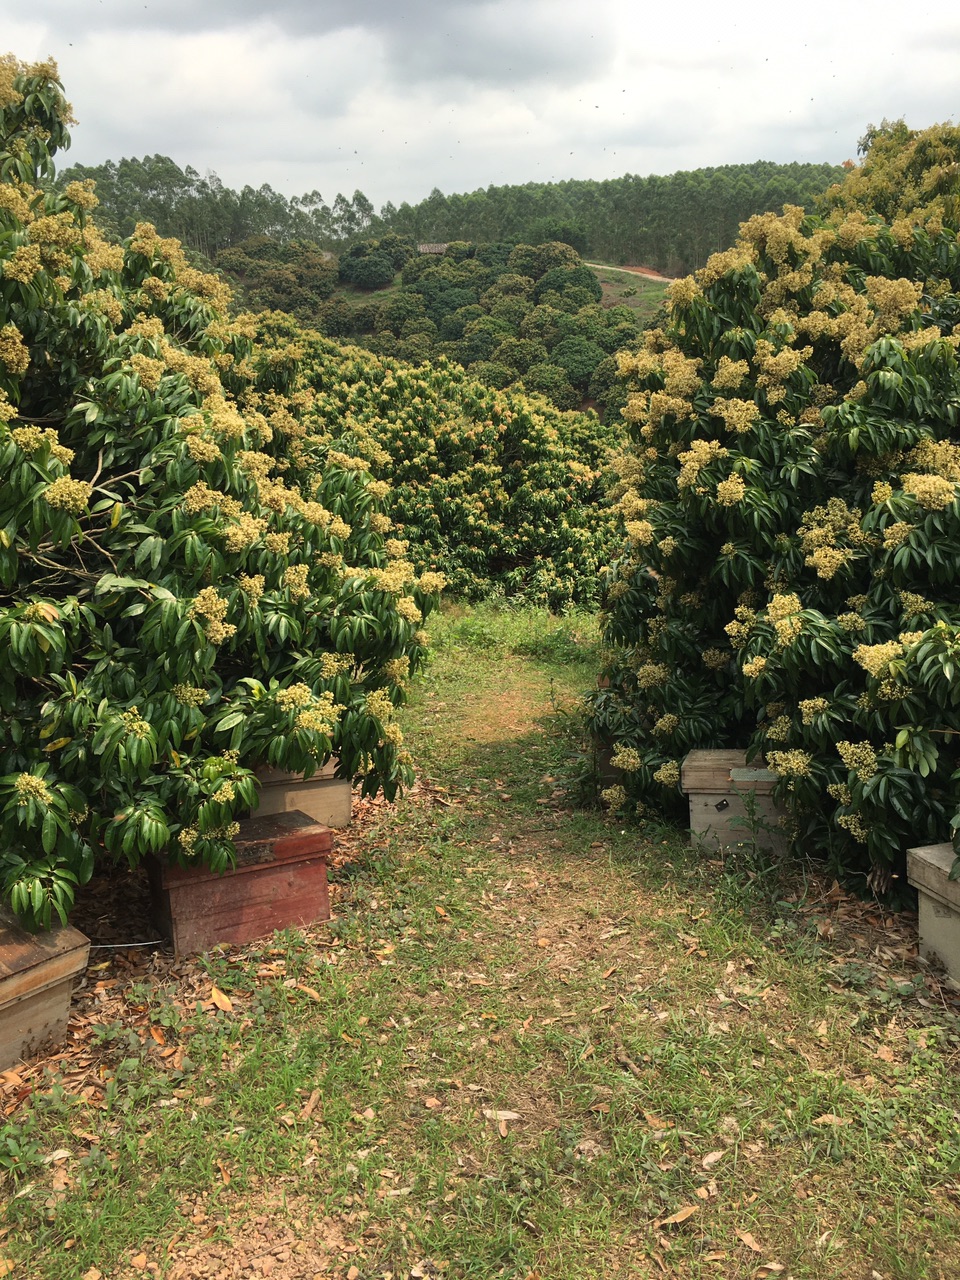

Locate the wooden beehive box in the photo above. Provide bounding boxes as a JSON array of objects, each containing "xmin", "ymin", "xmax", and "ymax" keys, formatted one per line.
[
  {"xmin": 0, "ymin": 910, "xmax": 90, "ymax": 1070},
  {"xmin": 254, "ymin": 761, "xmax": 353, "ymax": 829},
  {"xmin": 906, "ymin": 843, "xmax": 960, "ymax": 982},
  {"xmin": 680, "ymin": 749, "xmax": 788, "ymax": 856},
  {"xmin": 149, "ymin": 809, "xmax": 332, "ymax": 957}
]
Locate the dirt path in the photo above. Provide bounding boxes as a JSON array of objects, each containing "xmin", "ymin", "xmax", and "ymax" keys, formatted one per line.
[{"xmin": 6, "ymin": 645, "xmax": 960, "ymax": 1280}]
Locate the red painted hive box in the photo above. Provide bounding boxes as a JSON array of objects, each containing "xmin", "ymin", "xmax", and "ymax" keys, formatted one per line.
[{"xmin": 149, "ymin": 810, "xmax": 332, "ymax": 956}]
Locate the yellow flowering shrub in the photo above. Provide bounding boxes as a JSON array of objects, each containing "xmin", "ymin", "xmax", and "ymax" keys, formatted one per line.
[
  {"xmin": 0, "ymin": 59, "xmax": 442, "ymax": 929},
  {"xmin": 588, "ymin": 129, "xmax": 960, "ymax": 885}
]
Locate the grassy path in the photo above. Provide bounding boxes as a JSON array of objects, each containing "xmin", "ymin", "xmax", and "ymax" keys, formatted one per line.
[{"xmin": 5, "ymin": 606, "xmax": 960, "ymax": 1279}]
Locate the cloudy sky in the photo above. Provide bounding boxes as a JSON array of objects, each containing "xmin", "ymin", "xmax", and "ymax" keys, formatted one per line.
[{"xmin": 2, "ymin": 1, "xmax": 958, "ymax": 210}]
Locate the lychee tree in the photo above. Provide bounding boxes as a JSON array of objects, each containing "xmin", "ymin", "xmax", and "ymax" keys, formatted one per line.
[
  {"xmin": 0, "ymin": 57, "xmax": 441, "ymax": 929},
  {"xmin": 588, "ymin": 138, "xmax": 960, "ymax": 889}
]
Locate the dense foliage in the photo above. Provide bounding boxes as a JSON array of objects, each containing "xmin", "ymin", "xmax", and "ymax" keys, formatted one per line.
[
  {"xmin": 311, "ymin": 238, "xmax": 649, "ymax": 414},
  {"xmin": 60, "ymin": 153, "xmax": 844, "ymax": 277},
  {"xmin": 588, "ymin": 136, "xmax": 960, "ymax": 887},
  {"xmin": 58, "ymin": 153, "xmax": 375, "ymax": 258},
  {"xmin": 374, "ymin": 164, "xmax": 845, "ymax": 275},
  {"xmin": 254, "ymin": 315, "xmax": 619, "ymax": 607},
  {"xmin": 0, "ymin": 58, "xmax": 441, "ymax": 929}
]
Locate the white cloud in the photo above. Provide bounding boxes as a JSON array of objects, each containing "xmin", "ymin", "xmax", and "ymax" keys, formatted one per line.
[{"xmin": 1, "ymin": 0, "xmax": 957, "ymax": 209}]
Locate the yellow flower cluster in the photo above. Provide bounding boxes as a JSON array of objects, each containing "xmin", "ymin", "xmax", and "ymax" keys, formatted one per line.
[
  {"xmin": 653, "ymin": 714, "xmax": 680, "ymax": 737},
  {"xmin": 807, "ymin": 547, "xmax": 852, "ymax": 580},
  {"xmin": 702, "ymin": 648, "xmax": 729, "ymax": 670},
  {"xmin": 837, "ymin": 740, "xmax": 878, "ymax": 781},
  {"xmin": 14, "ymin": 773, "xmax": 52, "ymax": 805},
  {"xmin": 318, "ymin": 652, "xmax": 353, "ymax": 678},
  {"xmin": 908, "ymin": 438, "xmax": 960, "ymax": 482},
  {"xmin": 276, "ymin": 683, "xmax": 313, "ymax": 710},
  {"xmin": 636, "ymin": 662, "xmax": 669, "ymax": 689},
  {"xmin": 712, "ymin": 356, "xmax": 749, "ymax": 390},
  {"xmin": 223, "ymin": 513, "xmax": 267, "ymax": 554},
  {"xmin": 766, "ymin": 749, "xmax": 811, "ymax": 777},
  {"xmin": 11, "ymin": 425, "xmax": 74, "ymax": 465},
  {"xmin": 872, "ymin": 482, "xmax": 893, "ymax": 504},
  {"xmin": 712, "ymin": 397, "xmax": 760, "ymax": 435},
  {"xmin": 898, "ymin": 591, "xmax": 933, "ymax": 618},
  {"xmin": 369, "ymin": 562, "xmax": 415, "ymax": 593},
  {"xmin": 653, "ymin": 761, "xmax": 681, "ymax": 787},
  {"xmin": 853, "ymin": 642, "xmax": 903, "ymax": 677},
  {"xmin": 296, "ymin": 690, "xmax": 344, "ymax": 736},
  {"xmin": 724, "ymin": 606, "xmax": 757, "ymax": 650},
  {"xmin": 0, "ymin": 323, "xmax": 29, "ymax": 374},
  {"xmin": 601, "ymin": 784, "xmax": 627, "ymax": 809},
  {"xmin": 383, "ymin": 657, "xmax": 410, "ymax": 686},
  {"xmin": 187, "ymin": 435, "xmax": 220, "ymax": 464},
  {"xmin": 43, "ymin": 476, "xmax": 91, "ymax": 514},
  {"xmin": 625, "ymin": 519, "xmax": 654, "ymax": 546},
  {"xmin": 189, "ymin": 587, "xmax": 236, "ymax": 644},
  {"xmin": 365, "ymin": 688, "xmax": 395, "ymax": 721},
  {"xmin": 282, "ymin": 564, "xmax": 311, "ymax": 600},
  {"xmin": 835, "ymin": 812, "xmax": 869, "ymax": 843},
  {"xmin": 3, "ymin": 244, "xmax": 42, "ymax": 283},
  {"xmin": 765, "ymin": 716, "xmax": 792, "ymax": 742},
  {"xmin": 882, "ymin": 522, "xmax": 914, "ymax": 549},
  {"xmin": 120, "ymin": 706, "xmax": 152, "ymax": 740},
  {"xmin": 238, "ymin": 574, "xmax": 265, "ymax": 604},
  {"xmin": 667, "ymin": 275, "xmax": 702, "ymax": 307},
  {"xmin": 742, "ymin": 656, "xmax": 768, "ymax": 678},
  {"xmin": 716, "ymin": 475, "xmax": 746, "ymax": 506},
  {"xmin": 611, "ymin": 745, "xmax": 642, "ymax": 770},
  {"xmin": 901, "ymin": 472, "xmax": 956, "ymax": 510},
  {"xmin": 827, "ymin": 781, "xmax": 853, "ymax": 806},
  {"xmin": 418, "ymin": 572, "xmax": 446, "ymax": 595},
  {"xmin": 396, "ymin": 597, "xmax": 422, "ymax": 624},
  {"xmin": 677, "ymin": 438, "xmax": 728, "ymax": 490},
  {"xmin": 799, "ymin": 697, "xmax": 829, "ymax": 724},
  {"xmin": 173, "ymin": 684, "xmax": 208, "ymax": 707}
]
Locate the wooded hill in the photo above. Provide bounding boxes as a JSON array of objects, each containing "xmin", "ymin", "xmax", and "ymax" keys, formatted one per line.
[{"xmin": 59, "ymin": 155, "xmax": 845, "ymax": 277}]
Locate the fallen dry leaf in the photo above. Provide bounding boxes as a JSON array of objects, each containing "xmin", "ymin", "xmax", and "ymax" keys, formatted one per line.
[
  {"xmin": 130, "ymin": 1254, "xmax": 148, "ymax": 1271},
  {"xmin": 300, "ymin": 1089, "xmax": 321, "ymax": 1120},
  {"xmin": 423, "ymin": 1097, "xmax": 443, "ymax": 1110},
  {"xmin": 756, "ymin": 1265, "xmax": 786, "ymax": 1276},
  {"xmin": 812, "ymin": 1114, "xmax": 851, "ymax": 1127},
  {"xmin": 81, "ymin": 1270, "xmax": 102, "ymax": 1280},
  {"xmin": 702, "ymin": 1149, "xmax": 725, "ymax": 1169},
  {"xmin": 537, "ymin": 937, "xmax": 550, "ymax": 948},
  {"xmin": 0, "ymin": 1261, "xmax": 14, "ymax": 1277},
  {"xmin": 736, "ymin": 1230, "xmax": 763, "ymax": 1253},
  {"xmin": 296, "ymin": 983, "xmax": 322, "ymax": 1002},
  {"xmin": 876, "ymin": 1045, "xmax": 895, "ymax": 1063},
  {"xmin": 660, "ymin": 1205, "xmax": 698, "ymax": 1226},
  {"xmin": 482, "ymin": 1109, "xmax": 521, "ymax": 1122},
  {"xmin": 209, "ymin": 987, "xmax": 233, "ymax": 1013}
]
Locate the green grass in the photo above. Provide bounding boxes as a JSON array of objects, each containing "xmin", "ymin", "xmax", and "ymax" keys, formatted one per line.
[
  {"xmin": 4, "ymin": 602, "xmax": 960, "ymax": 1279},
  {"xmin": 586, "ymin": 264, "xmax": 669, "ymax": 325}
]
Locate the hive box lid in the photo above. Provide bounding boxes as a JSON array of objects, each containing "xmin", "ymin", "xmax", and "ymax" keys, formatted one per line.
[
  {"xmin": 0, "ymin": 910, "xmax": 90, "ymax": 1002},
  {"xmin": 681, "ymin": 749, "xmax": 747, "ymax": 794},
  {"xmin": 907, "ymin": 843, "xmax": 960, "ymax": 909},
  {"xmin": 158, "ymin": 809, "xmax": 332, "ymax": 890}
]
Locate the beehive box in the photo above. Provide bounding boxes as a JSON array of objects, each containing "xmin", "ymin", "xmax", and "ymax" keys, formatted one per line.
[
  {"xmin": 254, "ymin": 761, "xmax": 353, "ymax": 828},
  {"xmin": 0, "ymin": 910, "xmax": 90, "ymax": 1070},
  {"xmin": 906, "ymin": 843, "xmax": 960, "ymax": 982},
  {"xmin": 680, "ymin": 749, "xmax": 788, "ymax": 856},
  {"xmin": 149, "ymin": 810, "xmax": 332, "ymax": 957}
]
